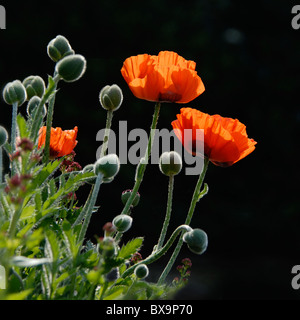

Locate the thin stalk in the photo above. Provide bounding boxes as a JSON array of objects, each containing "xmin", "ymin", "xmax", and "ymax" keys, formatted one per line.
[
  {"xmin": 114, "ymin": 102, "xmax": 161, "ymax": 243},
  {"xmin": 43, "ymin": 92, "xmax": 56, "ymax": 164},
  {"xmin": 157, "ymin": 157, "xmax": 209, "ymax": 285},
  {"xmin": 77, "ymin": 173, "xmax": 103, "ymax": 246},
  {"xmin": 156, "ymin": 175, "xmax": 174, "ymax": 251},
  {"xmin": 121, "ymin": 224, "xmax": 192, "ymax": 279},
  {"xmin": 10, "ymin": 102, "xmax": 18, "ymax": 176},
  {"xmin": 100, "ymin": 110, "xmax": 113, "ymax": 159}
]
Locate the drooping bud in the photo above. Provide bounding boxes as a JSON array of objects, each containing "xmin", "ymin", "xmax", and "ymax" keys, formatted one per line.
[
  {"xmin": 121, "ymin": 189, "xmax": 140, "ymax": 207},
  {"xmin": 23, "ymin": 75, "xmax": 45, "ymax": 100},
  {"xmin": 0, "ymin": 126, "xmax": 8, "ymax": 147},
  {"xmin": 55, "ymin": 54, "xmax": 87, "ymax": 82},
  {"xmin": 3, "ymin": 80, "xmax": 27, "ymax": 106},
  {"xmin": 134, "ymin": 264, "xmax": 149, "ymax": 279},
  {"xmin": 47, "ymin": 35, "xmax": 74, "ymax": 62},
  {"xmin": 99, "ymin": 84, "xmax": 123, "ymax": 111},
  {"xmin": 183, "ymin": 228, "xmax": 208, "ymax": 255},
  {"xmin": 94, "ymin": 154, "xmax": 120, "ymax": 179},
  {"xmin": 112, "ymin": 214, "xmax": 133, "ymax": 233},
  {"xmin": 159, "ymin": 151, "xmax": 182, "ymax": 176},
  {"xmin": 26, "ymin": 96, "xmax": 47, "ymax": 118}
]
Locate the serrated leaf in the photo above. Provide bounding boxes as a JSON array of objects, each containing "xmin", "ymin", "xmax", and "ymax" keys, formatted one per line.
[
  {"xmin": 118, "ymin": 237, "xmax": 143, "ymax": 260},
  {"xmin": 17, "ymin": 114, "xmax": 29, "ymax": 138},
  {"xmin": 197, "ymin": 183, "xmax": 209, "ymax": 202}
]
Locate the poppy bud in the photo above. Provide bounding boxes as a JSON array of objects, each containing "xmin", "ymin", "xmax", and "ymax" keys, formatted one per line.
[
  {"xmin": 94, "ymin": 154, "xmax": 120, "ymax": 179},
  {"xmin": 26, "ymin": 96, "xmax": 47, "ymax": 118},
  {"xmin": 23, "ymin": 75, "xmax": 45, "ymax": 100},
  {"xmin": 112, "ymin": 214, "xmax": 133, "ymax": 233},
  {"xmin": 98, "ymin": 237, "xmax": 117, "ymax": 258},
  {"xmin": 183, "ymin": 228, "xmax": 208, "ymax": 255},
  {"xmin": 47, "ymin": 35, "xmax": 74, "ymax": 62},
  {"xmin": 159, "ymin": 151, "xmax": 182, "ymax": 176},
  {"xmin": 99, "ymin": 84, "xmax": 123, "ymax": 111},
  {"xmin": 121, "ymin": 189, "xmax": 140, "ymax": 207},
  {"xmin": 55, "ymin": 54, "xmax": 87, "ymax": 82},
  {"xmin": 0, "ymin": 126, "xmax": 8, "ymax": 147},
  {"xmin": 3, "ymin": 80, "xmax": 27, "ymax": 106},
  {"xmin": 134, "ymin": 264, "xmax": 149, "ymax": 279}
]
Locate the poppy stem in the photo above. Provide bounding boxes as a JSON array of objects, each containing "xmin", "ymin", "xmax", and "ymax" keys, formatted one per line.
[
  {"xmin": 77, "ymin": 173, "xmax": 103, "ymax": 246},
  {"xmin": 156, "ymin": 174, "xmax": 174, "ymax": 251},
  {"xmin": 43, "ymin": 87, "xmax": 57, "ymax": 164},
  {"xmin": 10, "ymin": 102, "xmax": 18, "ymax": 176},
  {"xmin": 121, "ymin": 224, "xmax": 192, "ymax": 279},
  {"xmin": 114, "ymin": 102, "xmax": 161, "ymax": 243},
  {"xmin": 157, "ymin": 157, "xmax": 209, "ymax": 285},
  {"xmin": 99, "ymin": 110, "xmax": 114, "ymax": 159}
]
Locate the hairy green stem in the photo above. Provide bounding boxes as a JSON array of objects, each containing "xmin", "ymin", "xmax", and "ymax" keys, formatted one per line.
[
  {"xmin": 0, "ymin": 147, "xmax": 3, "ymax": 183},
  {"xmin": 114, "ymin": 102, "xmax": 161, "ymax": 243},
  {"xmin": 10, "ymin": 102, "xmax": 18, "ymax": 176},
  {"xmin": 77, "ymin": 173, "xmax": 103, "ymax": 246},
  {"xmin": 121, "ymin": 225, "xmax": 192, "ymax": 279},
  {"xmin": 43, "ymin": 92, "xmax": 56, "ymax": 164},
  {"xmin": 156, "ymin": 175, "xmax": 174, "ymax": 251},
  {"xmin": 157, "ymin": 157, "xmax": 209, "ymax": 285},
  {"xmin": 100, "ymin": 110, "xmax": 114, "ymax": 159}
]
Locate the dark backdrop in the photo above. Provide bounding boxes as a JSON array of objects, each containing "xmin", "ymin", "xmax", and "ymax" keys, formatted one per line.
[{"xmin": 0, "ymin": 0, "xmax": 299, "ymax": 299}]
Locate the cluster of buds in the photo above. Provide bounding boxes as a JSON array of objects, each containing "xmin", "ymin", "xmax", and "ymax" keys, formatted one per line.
[
  {"xmin": 4, "ymin": 173, "xmax": 33, "ymax": 204},
  {"xmin": 60, "ymin": 151, "xmax": 82, "ymax": 173},
  {"xmin": 173, "ymin": 258, "xmax": 193, "ymax": 286}
]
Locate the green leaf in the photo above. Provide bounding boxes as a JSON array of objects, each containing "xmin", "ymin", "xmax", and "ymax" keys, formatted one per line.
[
  {"xmin": 5, "ymin": 289, "xmax": 33, "ymax": 300},
  {"xmin": 197, "ymin": 183, "xmax": 209, "ymax": 202},
  {"xmin": 17, "ymin": 114, "xmax": 29, "ymax": 138},
  {"xmin": 118, "ymin": 237, "xmax": 143, "ymax": 260}
]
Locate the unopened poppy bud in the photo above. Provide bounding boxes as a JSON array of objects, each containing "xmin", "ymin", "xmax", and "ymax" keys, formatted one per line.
[
  {"xmin": 26, "ymin": 96, "xmax": 47, "ymax": 118},
  {"xmin": 23, "ymin": 75, "xmax": 45, "ymax": 100},
  {"xmin": 99, "ymin": 84, "xmax": 123, "ymax": 111},
  {"xmin": 94, "ymin": 154, "xmax": 120, "ymax": 179},
  {"xmin": 159, "ymin": 151, "xmax": 182, "ymax": 176},
  {"xmin": 3, "ymin": 80, "xmax": 27, "ymax": 106},
  {"xmin": 47, "ymin": 35, "xmax": 74, "ymax": 62},
  {"xmin": 98, "ymin": 237, "xmax": 116, "ymax": 258},
  {"xmin": 55, "ymin": 54, "xmax": 87, "ymax": 82},
  {"xmin": 0, "ymin": 126, "xmax": 8, "ymax": 147},
  {"xmin": 112, "ymin": 214, "xmax": 133, "ymax": 233},
  {"xmin": 134, "ymin": 264, "xmax": 149, "ymax": 279},
  {"xmin": 183, "ymin": 228, "xmax": 208, "ymax": 255},
  {"xmin": 121, "ymin": 190, "xmax": 140, "ymax": 207}
]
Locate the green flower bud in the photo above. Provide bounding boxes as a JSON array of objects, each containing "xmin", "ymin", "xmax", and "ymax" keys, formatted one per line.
[
  {"xmin": 3, "ymin": 80, "xmax": 27, "ymax": 106},
  {"xmin": 26, "ymin": 96, "xmax": 47, "ymax": 118},
  {"xmin": 99, "ymin": 84, "xmax": 123, "ymax": 111},
  {"xmin": 159, "ymin": 151, "xmax": 182, "ymax": 176},
  {"xmin": 47, "ymin": 35, "xmax": 74, "ymax": 62},
  {"xmin": 0, "ymin": 126, "xmax": 8, "ymax": 147},
  {"xmin": 94, "ymin": 154, "xmax": 120, "ymax": 179},
  {"xmin": 23, "ymin": 75, "xmax": 45, "ymax": 100},
  {"xmin": 183, "ymin": 228, "xmax": 208, "ymax": 255},
  {"xmin": 134, "ymin": 264, "xmax": 149, "ymax": 279},
  {"xmin": 112, "ymin": 214, "xmax": 133, "ymax": 233},
  {"xmin": 98, "ymin": 237, "xmax": 117, "ymax": 258},
  {"xmin": 55, "ymin": 54, "xmax": 87, "ymax": 82},
  {"xmin": 121, "ymin": 189, "xmax": 140, "ymax": 207}
]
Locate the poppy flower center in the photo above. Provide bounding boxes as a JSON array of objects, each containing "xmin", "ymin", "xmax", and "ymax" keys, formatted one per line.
[{"xmin": 158, "ymin": 92, "xmax": 182, "ymax": 102}]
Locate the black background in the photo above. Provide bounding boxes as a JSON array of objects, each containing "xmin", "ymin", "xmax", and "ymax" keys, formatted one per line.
[{"xmin": 0, "ymin": 0, "xmax": 300, "ymax": 299}]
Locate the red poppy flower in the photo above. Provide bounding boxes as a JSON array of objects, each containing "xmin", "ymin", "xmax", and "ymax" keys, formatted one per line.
[
  {"xmin": 121, "ymin": 51, "xmax": 205, "ymax": 103},
  {"xmin": 171, "ymin": 108, "xmax": 257, "ymax": 167},
  {"xmin": 38, "ymin": 126, "xmax": 78, "ymax": 158}
]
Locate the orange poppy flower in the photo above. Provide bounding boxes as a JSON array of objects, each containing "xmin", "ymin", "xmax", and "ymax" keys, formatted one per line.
[
  {"xmin": 121, "ymin": 51, "xmax": 205, "ymax": 103},
  {"xmin": 171, "ymin": 108, "xmax": 257, "ymax": 167},
  {"xmin": 38, "ymin": 126, "xmax": 78, "ymax": 158}
]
